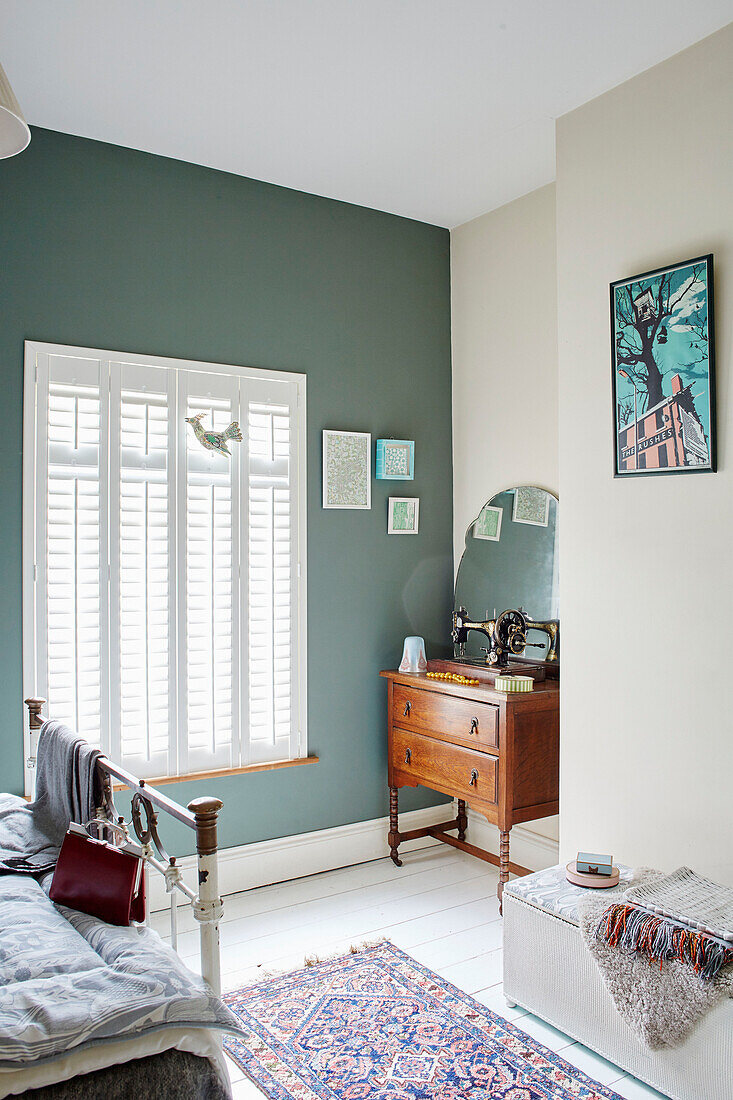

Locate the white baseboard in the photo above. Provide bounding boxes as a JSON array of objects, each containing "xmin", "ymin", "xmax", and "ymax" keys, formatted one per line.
[
  {"xmin": 464, "ymin": 808, "xmax": 559, "ymax": 872},
  {"xmin": 147, "ymin": 802, "xmax": 451, "ymax": 913}
]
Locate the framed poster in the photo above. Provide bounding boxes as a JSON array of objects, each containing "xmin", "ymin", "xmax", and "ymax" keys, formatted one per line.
[
  {"xmin": 610, "ymin": 254, "xmax": 715, "ymax": 476},
  {"xmin": 322, "ymin": 430, "xmax": 371, "ymax": 509}
]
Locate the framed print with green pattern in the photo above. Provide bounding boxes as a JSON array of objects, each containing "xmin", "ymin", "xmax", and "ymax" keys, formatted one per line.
[
  {"xmin": 473, "ymin": 503, "xmax": 503, "ymax": 541},
  {"xmin": 388, "ymin": 497, "xmax": 419, "ymax": 535}
]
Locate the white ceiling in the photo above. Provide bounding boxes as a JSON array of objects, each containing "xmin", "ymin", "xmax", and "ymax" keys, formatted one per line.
[{"xmin": 2, "ymin": 1, "xmax": 731, "ymax": 227}]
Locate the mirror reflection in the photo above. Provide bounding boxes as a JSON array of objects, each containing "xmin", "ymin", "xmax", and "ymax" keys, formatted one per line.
[{"xmin": 453, "ymin": 487, "xmax": 558, "ymax": 664}]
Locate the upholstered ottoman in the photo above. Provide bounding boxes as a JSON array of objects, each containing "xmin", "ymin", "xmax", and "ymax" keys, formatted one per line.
[{"xmin": 503, "ymin": 865, "xmax": 733, "ymax": 1100}]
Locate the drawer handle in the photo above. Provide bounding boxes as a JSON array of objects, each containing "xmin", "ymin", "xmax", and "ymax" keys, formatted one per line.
[
  {"xmin": 470, "ymin": 717, "xmax": 479, "ymax": 735},
  {"xmin": 405, "ymin": 748, "xmax": 412, "ymax": 764},
  {"xmin": 469, "ymin": 768, "xmax": 478, "ymax": 786},
  {"xmin": 403, "ymin": 701, "xmax": 412, "ymax": 717}
]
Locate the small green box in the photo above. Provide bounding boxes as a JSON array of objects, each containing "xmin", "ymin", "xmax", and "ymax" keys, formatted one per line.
[{"xmin": 576, "ymin": 852, "xmax": 613, "ymax": 876}]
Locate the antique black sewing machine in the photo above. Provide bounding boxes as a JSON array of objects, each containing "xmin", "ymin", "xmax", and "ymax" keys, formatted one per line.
[{"xmin": 451, "ymin": 607, "xmax": 559, "ymax": 670}]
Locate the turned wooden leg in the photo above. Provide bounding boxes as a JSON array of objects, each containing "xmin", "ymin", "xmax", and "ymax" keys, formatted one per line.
[
  {"xmin": 498, "ymin": 828, "xmax": 511, "ymax": 915},
  {"xmin": 456, "ymin": 799, "xmax": 468, "ymax": 843},
  {"xmin": 388, "ymin": 786, "xmax": 402, "ymax": 867}
]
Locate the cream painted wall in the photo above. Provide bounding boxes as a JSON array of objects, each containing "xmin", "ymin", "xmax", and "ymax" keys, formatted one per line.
[
  {"xmin": 451, "ymin": 184, "xmax": 559, "ymax": 565},
  {"xmin": 557, "ymin": 25, "xmax": 733, "ymax": 883},
  {"xmin": 451, "ymin": 184, "xmax": 560, "ymax": 854}
]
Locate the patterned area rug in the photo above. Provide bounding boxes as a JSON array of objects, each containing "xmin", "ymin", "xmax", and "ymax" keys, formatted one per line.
[{"xmin": 224, "ymin": 941, "xmax": 621, "ymax": 1099}]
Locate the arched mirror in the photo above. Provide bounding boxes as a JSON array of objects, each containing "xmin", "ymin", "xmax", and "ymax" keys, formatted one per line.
[{"xmin": 452, "ymin": 486, "xmax": 559, "ymax": 672}]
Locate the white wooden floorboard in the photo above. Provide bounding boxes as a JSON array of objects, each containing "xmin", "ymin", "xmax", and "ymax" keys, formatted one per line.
[
  {"xmin": 471, "ymin": 984, "xmax": 529, "ymax": 1021},
  {"xmin": 180, "ymin": 875, "xmax": 501, "ymax": 973},
  {"xmin": 511, "ymin": 1012, "xmax": 576, "ymax": 1053},
  {"xmin": 231, "ymin": 1078, "xmax": 268, "ymax": 1099},
  {"xmin": 407, "ymin": 921, "xmax": 503, "ymax": 970},
  {"xmin": 192, "ymin": 846, "xmax": 665, "ymax": 1098},
  {"xmin": 150, "ymin": 844, "xmax": 463, "ymax": 937},
  {"xmin": 612, "ymin": 1076, "xmax": 671, "ymax": 1099},
  {"xmin": 172, "ymin": 854, "xmax": 492, "ymax": 958},
  {"xmin": 437, "ymin": 947, "xmax": 504, "ymax": 994},
  {"xmin": 558, "ymin": 1042, "xmax": 630, "ymax": 1085}
]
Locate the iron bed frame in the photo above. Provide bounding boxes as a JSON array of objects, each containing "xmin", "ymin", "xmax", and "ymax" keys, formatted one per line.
[{"xmin": 24, "ymin": 698, "xmax": 224, "ymax": 996}]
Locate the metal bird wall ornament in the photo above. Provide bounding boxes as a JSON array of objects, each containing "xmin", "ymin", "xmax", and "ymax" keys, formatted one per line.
[{"xmin": 185, "ymin": 412, "xmax": 243, "ymax": 456}]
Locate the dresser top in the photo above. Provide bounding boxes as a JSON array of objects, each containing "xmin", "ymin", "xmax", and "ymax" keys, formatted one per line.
[{"xmin": 380, "ymin": 669, "xmax": 559, "ymax": 707}]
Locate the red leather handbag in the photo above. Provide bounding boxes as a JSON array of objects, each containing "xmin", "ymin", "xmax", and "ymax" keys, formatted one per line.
[{"xmin": 50, "ymin": 821, "xmax": 146, "ymax": 926}]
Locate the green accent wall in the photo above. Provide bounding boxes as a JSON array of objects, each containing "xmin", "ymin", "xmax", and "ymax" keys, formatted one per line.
[{"xmin": 0, "ymin": 128, "xmax": 453, "ymax": 853}]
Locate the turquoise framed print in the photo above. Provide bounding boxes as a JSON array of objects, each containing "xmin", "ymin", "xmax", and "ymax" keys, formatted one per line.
[
  {"xmin": 611, "ymin": 254, "xmax": 716, "ymax": 476},
  {"xmin": 376, "ymin": 439, "xmax": 414, "ymax": 480}
]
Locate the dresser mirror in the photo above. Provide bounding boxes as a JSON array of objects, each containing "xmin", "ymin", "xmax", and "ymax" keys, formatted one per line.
[{"xmin": 453, "ymin": 486, "xmax": 558, "ymax": 667}]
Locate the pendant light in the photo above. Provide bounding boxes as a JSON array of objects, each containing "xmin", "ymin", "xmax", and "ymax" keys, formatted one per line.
[{"xmin": 0, "ymin": 62, "xmax": 30, "ymax": 159}]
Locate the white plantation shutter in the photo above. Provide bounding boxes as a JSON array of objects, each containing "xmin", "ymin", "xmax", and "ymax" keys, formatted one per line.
[
  {"xmin": 40, "ymin": 354, "xmax": 107, "ymax": 748},
  {"xmin": 24, "ymin": 343, "xmax": 306, "ymax": 790},
  {"xmin": 182, "ymin": 375, "xmax": 240, "ymax": 774},
  {"xmin": 109, "ymin": 362, "xmax": 176, "ymax": 777},
  {"xmin": 247, "ymin": 381, "xmax": 299, "ymax": 762}
]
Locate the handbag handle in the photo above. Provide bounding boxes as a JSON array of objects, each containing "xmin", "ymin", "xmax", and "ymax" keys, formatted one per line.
[
  {"xmin": 84, "ymin": 819, "xmax": 145, "ymax": 865},
  {"xmin": 83, "ymin": 818, "xmax": 130, "ymax": 843}
]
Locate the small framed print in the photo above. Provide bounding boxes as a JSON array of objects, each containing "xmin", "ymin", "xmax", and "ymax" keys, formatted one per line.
[
  {"xmin": 376, "ymin": 439, "xmax": 415, "ymax": 480},
  {"xmin": 322, "ymin": 430, "xmax": 371, "ymax": 509},
  {"xmin": 473, "ymin": 503, "xmax": 503, "ymax": 542},
  {"xmin": 388, "ymin": 497, "xmax": 419, "ymax": 535},
  {"xmin": 512, "ymin": 486, "xmax": 549, "ymax": 527}
]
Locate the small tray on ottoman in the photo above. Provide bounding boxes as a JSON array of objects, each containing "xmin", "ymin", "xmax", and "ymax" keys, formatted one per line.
[{"xmin": 565, "ymin": 860, "xmax": 620, "ymax": 888}]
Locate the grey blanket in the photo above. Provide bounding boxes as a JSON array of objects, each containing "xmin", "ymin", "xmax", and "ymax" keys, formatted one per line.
[
  {"xmin": 0, "ymin": 874, "xmax": 238, "ymax": 1066},
  {"xmin": 580, "ymin": 869, "xmax": 733, "ymax": 1049},
  {"xmin": 0, "ymin": 720, "xmax": 102, "ymax": 875}
]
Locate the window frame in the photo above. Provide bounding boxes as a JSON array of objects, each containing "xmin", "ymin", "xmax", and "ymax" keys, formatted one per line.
[{"xmin": 22, "ymin": 340, "xmax": 308, "ymax": 797}]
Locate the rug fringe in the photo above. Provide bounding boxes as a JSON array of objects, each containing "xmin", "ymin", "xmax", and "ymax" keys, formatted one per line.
[
  {"xmin": 229, "ymin": 938, "xmax": 390, "ymax": 989},
  {"xmin": 304, "ymin": 937, "xmax": 388, "ymax": 967}
]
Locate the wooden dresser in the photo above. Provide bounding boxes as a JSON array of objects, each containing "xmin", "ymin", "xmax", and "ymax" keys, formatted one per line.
[{"xmin": 380, "ymin": 668, "xmax": 559, "ymax": 910}]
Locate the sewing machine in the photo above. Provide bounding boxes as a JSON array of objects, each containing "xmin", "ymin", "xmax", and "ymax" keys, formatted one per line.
[{"xmin": 451, "ymin": 607, "xmax": 559, "ymax": 669}]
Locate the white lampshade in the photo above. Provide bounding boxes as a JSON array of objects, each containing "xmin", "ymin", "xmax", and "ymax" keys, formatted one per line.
[{"xmin": 0, "ymin": 62, "xmax": 30, "ymax": 159}]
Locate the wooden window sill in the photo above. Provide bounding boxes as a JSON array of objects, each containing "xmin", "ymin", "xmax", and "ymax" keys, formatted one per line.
[{"xmin": 113, "ymin": 754, "xmax": 319, "ymax": 791}]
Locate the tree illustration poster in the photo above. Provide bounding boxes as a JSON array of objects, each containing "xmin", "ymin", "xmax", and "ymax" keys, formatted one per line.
[{"xmin": 611, "ymin": 255, "xmax": 715, "ymax": 476}]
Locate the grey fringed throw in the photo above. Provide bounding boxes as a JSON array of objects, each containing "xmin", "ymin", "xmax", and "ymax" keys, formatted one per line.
[
  {"xmin": 0, "ymin": 720, "xmax": 102, "ymax": 875},
  {"xmin": 579, "ymin": 869, "xmax": 733, "ymax": 1049}
]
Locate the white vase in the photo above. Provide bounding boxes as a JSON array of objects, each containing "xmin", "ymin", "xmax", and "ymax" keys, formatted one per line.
[{"xmin": 399, "ymin": 636, "xmax": 427, "ymax": 674}]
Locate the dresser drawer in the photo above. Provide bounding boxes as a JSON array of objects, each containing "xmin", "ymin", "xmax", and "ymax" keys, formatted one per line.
[
  {"xmin": 392, "ymin": 727, "xmax": 497, "ymax": 806},
  {"xmin": 392, "ymin": 684, "xmax": 498, "ymax": 751}
]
